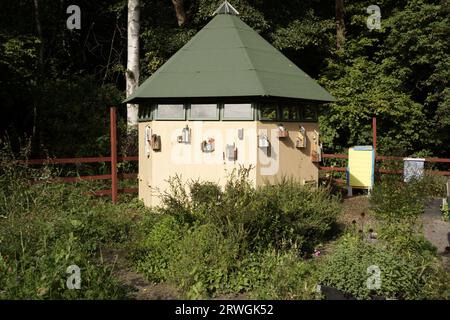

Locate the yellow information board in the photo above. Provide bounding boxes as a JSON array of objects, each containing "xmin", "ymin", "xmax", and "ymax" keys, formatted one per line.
[{"xmin": 348, "ymin": 146, "xmax": 375, "ymax": 189}]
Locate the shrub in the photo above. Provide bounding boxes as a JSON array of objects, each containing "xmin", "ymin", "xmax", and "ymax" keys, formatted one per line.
[
  {"xmin": 133, "ymin": 215, "xmax": 187, "ymax": 282},
  {"xmin": 165, "ymin": 223, "xmax": 240, "ymax": 299},
  {"xmin": 159, "ymin": 170, "xmax": 341, "ymax": 253},
  {"xmin": 233, "ymin": 248, "xmax": 319, "ymax": 300},
  {"xmin": 133, "ymin": 169, "xmax": 341, "ymax": 298},
  {"xmin": 0, "ymin": 143, "xmax": 134, "ymax": 299},
  {"xmin": 318, "ymin": 234, "xmax": 445, "ymax": 299},
  {"xmin": 371, "ymin": 174, "xmax": 447, "ymax": 224},
  {"xmin": 252, "ymin": 179, "xmax": 341, "ymax": 251}
]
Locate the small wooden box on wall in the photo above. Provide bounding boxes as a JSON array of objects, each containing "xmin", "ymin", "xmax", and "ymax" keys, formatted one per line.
[
  {"xmin": 151, "ymin": 134, "xmax": 161, "ymax": 151},
  {"xmin": 295, "ymin": 126, "xmax": 307, "ymax": 149}
]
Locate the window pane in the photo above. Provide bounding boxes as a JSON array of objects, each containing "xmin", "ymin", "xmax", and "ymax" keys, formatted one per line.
[
  {"xmin": 190, "ymin": 104, "xmax": 217, "ymax": 119},
  {"xmin": 281, "ymin": 106, "xmax": 299, "ymax": 120},
  {"xmin": 303, "ymin": 105, "xmax": 317, "ymax": 121},
  {"xmin": 223, "ymin": 104, "xmax": 253, "ymax": 119},
  {"xmin": 157, "ymin": 104, "xmax": 184, "ymax": 119},
  {"xmin": 259, "ymin": 104, "xmax": 278, "ymax": 120}
]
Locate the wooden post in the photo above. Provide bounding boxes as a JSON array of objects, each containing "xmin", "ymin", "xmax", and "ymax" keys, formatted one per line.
[
  {"xmin": 110, "ymin": 106, "xmax": 118, "ymax": 204},
  {"xmin": 447, "ymin": 179, "xmax": 450, "ymax": 205},
  {"xmin": 372, "ymin": 116, "xmax": 377, "ymax": 156},
  {"xmin": 447, "ymin": 179, "xmax": 450, "ymax": 197}
]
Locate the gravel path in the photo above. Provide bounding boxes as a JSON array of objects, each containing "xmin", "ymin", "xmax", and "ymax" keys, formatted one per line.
[{"xmin": 422, "ymin": 198, "xmax": 450, "ymax": 268}]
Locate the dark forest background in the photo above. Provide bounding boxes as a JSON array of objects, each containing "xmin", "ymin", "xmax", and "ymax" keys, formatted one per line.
[{"xmin": 0, "ymin": 0, "xmax": 448, "ymax": 158}]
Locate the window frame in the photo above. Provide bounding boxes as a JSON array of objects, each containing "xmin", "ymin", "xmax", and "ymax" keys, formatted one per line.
[
  {"xmin": 154, "ymin": 104, "xmax": 186, "ymax": 120},
  {"xmin": 138, "ymin": 104, "xmax": 154, "ymax": 122},
  {"xmin": 221, "ymin": 103, "xmax": 255, "ymax": 121},
  {"xmin": 301, "ymin": 105, "xmax": 318, "ymax": 122},
  {"xmin": 280, "ymin": 105, "xmax": 301, "ymax": 122},
  {"xmin": 187, "ymin": 103, "xmax": 220, "ymax": 121},
  {"xmin": 257, "ymin": 103, "xmax": 280, "ymax": 121}
]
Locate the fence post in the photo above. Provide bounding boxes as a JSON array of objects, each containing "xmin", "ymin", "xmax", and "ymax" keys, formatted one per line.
[{"xmin": 110, "ymin": 106, "xmax": 118, "ymax": 204}]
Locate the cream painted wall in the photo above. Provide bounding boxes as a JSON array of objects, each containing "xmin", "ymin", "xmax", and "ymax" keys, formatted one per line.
[
  {"xmin": 138, "ymin": 120, "xmax": 319, "ymax": 207},
  {"xmin": 256, "ymin": 122, "xmax": 319, "ymax": 186}
]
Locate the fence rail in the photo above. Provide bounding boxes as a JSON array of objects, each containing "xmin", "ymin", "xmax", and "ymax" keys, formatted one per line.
[
  {"xmin": 320, "ymin": 153, "xmax": 450, "ymax": 176},
  {"xmin": 20, "ymin": 156, "xmax": 139, "ymax": 165},
  {"xmin": 24, "ymin": 156, "xmax": 139, "ymax": 195},
  {"xmin": 19, "ymin": 107, "xmax": 138, "ymax": 202}
]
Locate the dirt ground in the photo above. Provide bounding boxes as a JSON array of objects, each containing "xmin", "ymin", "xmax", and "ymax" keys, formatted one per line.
[
  {"xmin": 102, "ymin": 248, "xmax": 181, "ymax": 300},
  {"xmin": 338, "ymin": 195, "xmax": 378, "ymax": 231},
  {"xmin": 422, "ymin": 199, "xmax": 450, "ymax": 268}
]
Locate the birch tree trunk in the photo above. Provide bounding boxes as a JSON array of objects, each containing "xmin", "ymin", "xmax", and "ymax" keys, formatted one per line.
[
  {"xmin": 335, "ymin": 0, "xmax": 345, "ymax": 51},
  {"xmin": 126, "ymin": 0, "xmax": 140, "ymax": 130}
]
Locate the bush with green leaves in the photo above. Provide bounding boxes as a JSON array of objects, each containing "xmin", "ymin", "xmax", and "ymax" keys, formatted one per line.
[
  {"xmin": 318, "ymin": 233, "xmax": 446, "ymax": 300},
  {"xmin": 133, "ymin": 215, "xmax": 187, "ymax": 282},
  {"xmin": 133, "ymin": 169, "xmax": 340, "ymax": 298},
  {"xmin": 164, "ymin": 223, "xmax": 240, "ymax": 299},
  {"xmin": 159, "ymin": 170, "xmax": 341, "ymax": 252},
  {"xmin": 370, "ymin": 174, "xmax": 446, "ymax": 224},
  {"xmin": 233, "ymin": 248, "xmax": 319, "ymax": 300},
  {"xmin": 0, "ymin": 144, "xmax": 135, "ymax": 299}
]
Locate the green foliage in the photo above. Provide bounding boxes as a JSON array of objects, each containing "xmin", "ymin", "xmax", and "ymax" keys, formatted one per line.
[
  {"xmin": 133, "ymin": 169, "xmax": 340, "ymax": 298},
  {"xmin": 320, "ymin": 0, "xmax": 450, "ymax": 156},
  {"xmin": 319, "ymin": 56, "xmax": 430, "ymax": 155},
  {"xmin": 165, "ymin": 223, "xmax": 240, "ymax": 299},
  {"xmin": 319, "ymin": 172, "xmax": 450, "ymax": 300},
  {"xmin": 371, "ymin": 174, "xmax": 446, "ymax": 223},
  {"xmin": 133, "ymin": 215, "xmax": 187, "ymax": 282},
  {"xmin": 318, "ymin": 233, "xmax": 444, "ymax": 300},
  {"xmin": 33, "ymin": 76, "xmax": 123, "ymax": 157},
  {"xmin": 159, "ymin": 170, "xmax": 341, "ymax": 252},
  {"xmin": 239, "ymin": 248, "xmax": 319, "ymax": 300},
  {"xmin": 0, "ymin": 143, "xmax": 134, "ymax": 299}
]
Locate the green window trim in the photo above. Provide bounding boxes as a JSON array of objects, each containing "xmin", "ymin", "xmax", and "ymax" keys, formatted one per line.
[
  {"xmin": 154, "ymin": 104, "xmax": 186, "ymax": 120},
  {"xmin": 138, "ymin": 104, "xmax": 153, "ymax": 122},
  {"xmin": 187, "ymin": 103, "xmax": 220, "ymax": 120},
  {"xmin": 221, "ymin": 103, "xmax": 255, "ymax": 121}
]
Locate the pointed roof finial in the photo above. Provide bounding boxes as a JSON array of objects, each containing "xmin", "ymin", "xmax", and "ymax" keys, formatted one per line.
[{"xmin": 213, "ymin": 1, "xmax": 239, "ymax": 16}]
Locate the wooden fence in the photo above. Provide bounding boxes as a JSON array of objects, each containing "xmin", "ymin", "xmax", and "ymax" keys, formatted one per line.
[
  {"xmin": 21, "ymin": 107, "xmax": 137, "ymax": 203},
  {"xmin": 320, "ymin": 153, "xmax": 450, "ymax": 184}
]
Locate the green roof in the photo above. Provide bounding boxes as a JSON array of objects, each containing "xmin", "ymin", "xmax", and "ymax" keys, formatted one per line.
[{"xmin": 124, "ymin": 13, "xmax": 335, "ymax": 104}]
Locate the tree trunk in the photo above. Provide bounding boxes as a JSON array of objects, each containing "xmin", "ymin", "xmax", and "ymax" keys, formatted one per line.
[
  {"xmin": 32, "ymin": 0, "xmax": 44, "ymax": 70},
  {"xmin": 126, "ymin": 0, "xmax": 140, "ymax": 130},
  {"xmin": 335, "ymin": 0, "xmax": 345, "ymax": 51},
  {"xmin": 171, "ymin": 0, "xmax": 187, "ymax": 27}
]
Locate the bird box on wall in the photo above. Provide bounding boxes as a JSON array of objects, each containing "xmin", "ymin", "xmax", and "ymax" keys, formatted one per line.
[
  {"xmin": 277, "ymin": 124, "xmax": 289, "ymax": 138},
  {"xmin": 177, "ymin": 125, "xmax": 191, "ymax": 144},
  {"xmin": 201, "ymin": 138, "xmax": 215, "ymax": 152},
  {"xmin": 295, "ymin": 126, "xmax": 306, "ymax": 149},
  {"xmin": 311, "ymin": 130, "xmax": 322, "ymax": 162},
  {"xmin": 151, "ymin": 134, "xmax": 161, "ymax": 151}
]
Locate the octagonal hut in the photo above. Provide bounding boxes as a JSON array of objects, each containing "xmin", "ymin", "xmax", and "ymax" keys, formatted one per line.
[{"xmin": 124, "ymin": 1, "xmax": 335, "ymax": 207}]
